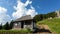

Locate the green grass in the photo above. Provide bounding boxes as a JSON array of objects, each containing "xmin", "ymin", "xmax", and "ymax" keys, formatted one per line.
[
  {"xmin": 0, "ymin": 29, "xmax": 32, "ymax": 34},
  {"xmin": 0, "ymin": 29, "xmax": 32, "ymax": 33},
  {"xmin": 37, "ymin": 18, "xmax": 60, "ymax": 34},
  {"xmin": 0, "ymin": 30, "xmax": 30, "ymax": 34}
]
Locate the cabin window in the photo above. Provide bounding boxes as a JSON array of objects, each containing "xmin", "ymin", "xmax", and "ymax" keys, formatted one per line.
[{"xmin": 25, "ymin": 21, "xmax": 31, "ymax": 25}]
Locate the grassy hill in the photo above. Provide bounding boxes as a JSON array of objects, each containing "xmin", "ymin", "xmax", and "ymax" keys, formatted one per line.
[{"xmin": 37, "ymin": 18, "xmax": 60, "ymax": 34}]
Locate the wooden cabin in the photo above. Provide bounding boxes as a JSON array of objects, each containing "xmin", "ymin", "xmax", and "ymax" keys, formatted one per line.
[{"xmin": 12, "ymin": 15, "xmax": 36, "ymax": 30}]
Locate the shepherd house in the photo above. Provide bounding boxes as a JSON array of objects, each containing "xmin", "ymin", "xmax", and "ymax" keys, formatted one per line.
[{"xmin": 12, "ymin": 15, "xmax": 36, "ymax": 30}]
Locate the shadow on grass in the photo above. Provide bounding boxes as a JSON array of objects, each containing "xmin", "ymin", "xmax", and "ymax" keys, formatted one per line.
[{"xmin": 33, "ymin": 27, "xmax": 52, "ymax": 33}]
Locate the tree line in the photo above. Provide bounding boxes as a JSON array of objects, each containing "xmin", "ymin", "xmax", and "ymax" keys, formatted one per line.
[
  {"xmin": 33, "ymin": 12, "xmax": 57, "ymax": 22},
  {"xmin": 0, "ymin": 20, "xmax": 13, "ymax": 30}
]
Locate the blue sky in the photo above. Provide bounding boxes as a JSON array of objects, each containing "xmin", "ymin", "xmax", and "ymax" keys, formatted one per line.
[
  {"xmin": 22, "ymin": 0, "xmax": 60, "ymax": 14},
  {"xmin": 32, "ymin": 0, "xmax": 60, "ymax": 14},
  {"xmin": 0, "ymin": 0, "xmax": 60, "ymax": 24}
]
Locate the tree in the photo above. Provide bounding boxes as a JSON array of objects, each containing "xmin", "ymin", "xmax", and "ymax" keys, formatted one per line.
[
  {"xmin": 34, "ymin": 14, "xmax": 40, "ymax": 22},
  {"xmin": 0, "ymin": 23, "xmax": 2, "ymax": 30},
  {"xmin": 34, "ymin": 14, "xmax": 44, "ymax": 22},
  {"xmin": 3, "ymin": 22, "xmax": 10, "ymax": 30},
  {"xmin": 48, "ymin": 12, "xmax": 57, "ymax": 18},
  {"xmin": 9, "ymin": 20, "xmax": 14, "ymax": 29},
  {"xmin": 34, "ymin": 11, "xmax": 57, "ymax": 22}
]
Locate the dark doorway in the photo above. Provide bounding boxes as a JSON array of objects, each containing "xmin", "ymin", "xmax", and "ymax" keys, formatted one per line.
[{"xmin": 21, "ymin": 22, "xmax": 24, "ymax": 28}]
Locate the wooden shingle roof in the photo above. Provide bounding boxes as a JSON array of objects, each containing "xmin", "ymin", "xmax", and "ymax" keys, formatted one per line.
[{"xmin": 14, "ymin": 15, "xmax": 33, "ymax": 21}]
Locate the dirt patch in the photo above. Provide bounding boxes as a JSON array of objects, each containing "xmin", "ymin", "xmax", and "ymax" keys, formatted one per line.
[
  {"xmin": 37, "ymin": 24, "xmax": 51, "ymax": 30},
  {"xmin": 36, "ymin": 24, "xmax": 52, "ymax": 33}
]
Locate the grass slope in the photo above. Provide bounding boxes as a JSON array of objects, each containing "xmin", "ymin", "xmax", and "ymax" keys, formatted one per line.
[{"xmin": 37, "ymin": 18, "xmax": 60, "ymax": 34}]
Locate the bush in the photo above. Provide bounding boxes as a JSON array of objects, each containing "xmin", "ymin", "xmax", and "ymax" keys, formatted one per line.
[{"xmin": 21, "ymin": 28, "xmax": 32, "ymax": 33}]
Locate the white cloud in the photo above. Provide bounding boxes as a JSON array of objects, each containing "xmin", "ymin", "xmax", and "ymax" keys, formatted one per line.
[
  {"xmin": 26, "ymin": 6, "xmax": 38, "ymax": 17},
  {"xmin": 0, "ymin": 7, "xmax": 11, "ymax": 25},
  {"xmin": 12, "ymin": 0, "xmax": 38, "ymax": 19},
  {"xmin": 0, "ymin": 7, "xmax": 7, "ymax": 14},
  {"xmin": 25, "ymin": 0, "xmax": 32, "ymax": 6}
]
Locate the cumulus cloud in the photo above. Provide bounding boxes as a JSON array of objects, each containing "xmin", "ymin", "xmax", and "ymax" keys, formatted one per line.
[
  {"xmin": 12, "ymin": 0, "xmax": 38, "ymax": 19},
  {"xmin": 26, "ymin": 6, "xmax": 38, "ymax": 17},
  {"xmin": 25, "ymin": 0, "xmax": 32, "ymax": 6},
  {"xmin": 0, "ymin": 7, "xmax": 11, "ymax": 25},
  {"xmin": 0, "ymin": 7, "xmax": 7, "ymax": 14}
]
